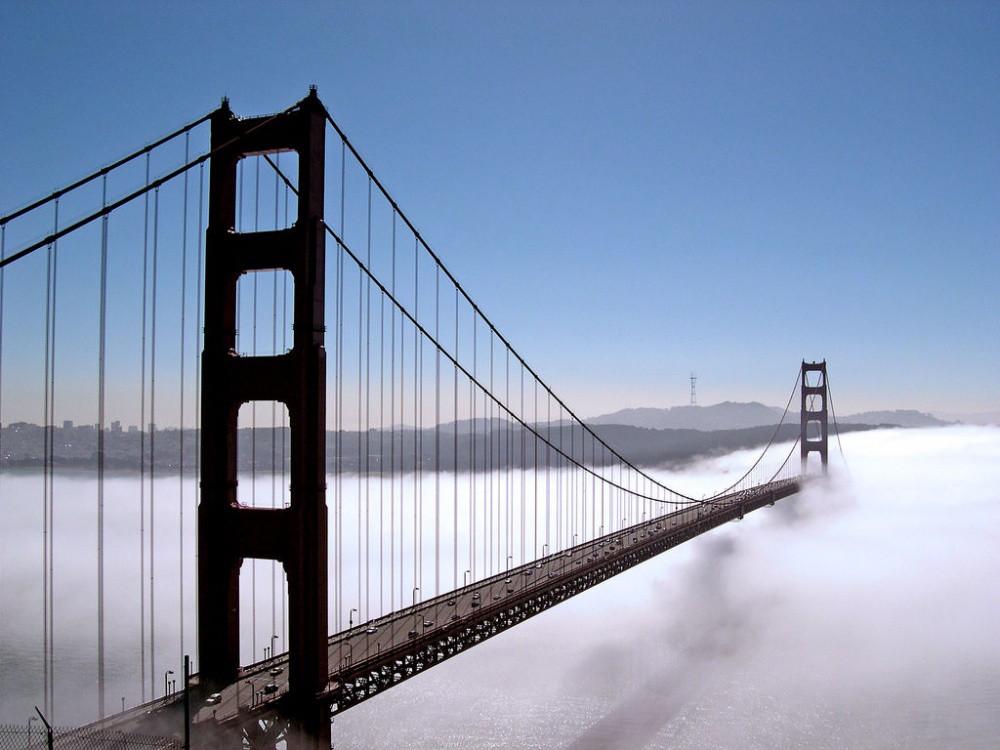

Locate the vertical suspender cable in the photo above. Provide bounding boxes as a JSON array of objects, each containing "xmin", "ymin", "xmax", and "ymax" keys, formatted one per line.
[
  {"xmin": 337, "ymin": 141, "xmax": 346, "ymax": 631},
  {"xmin": 471, "ymin": 315, "xmax": 476, "ymax": 581},
  {"xmin": 826, "ymin": 372, "xmax": 849, "ymax": 471},
  {"xmin": 415, "ymin": 237, "xmax": 422, "ymax": 597},
  {"xmin": 42, "ymin": 225, "xmax": 50, "ymax": 716},
  {"xmin": 97, "ymin": 175, "xmax": 109, "ymax": 719},
  {"xmin": 236, "ymin": 161, "xmax": 243, "ymax": 350},
  {"xmin": 572, "ymin": 415, "xmax": 578, "ymax": 544},
  {"xmin": 520, "ymin": 360, "xmax": 525, "ymax": 565},
  {"xmin": 280, "ymin": 164, "xmax": 289, "ymax": 648},
  {"xmin": 533, "ymin": 379, "xmax": 538, "ymax": 561},
  {"xmin": 49, "ymin": 199, "xmax": 59, "ymax": 717},
  {"xmin": 557, "ymin": 403, "xmax": 563, "ymax": 550},
  {"xmin": 487, "ymin": 332, "xmax": 493, "ymax": 576},
  {"xmin": 51, "ymin": 199, "xmax": 59, "ymax": 713},
  {"xmin": 413, "ymin": 237, "xmax": 419, "ymax": 598},
  {"xmin": 591, "ymin": 434, "xmax": 596, "ymax": 539},
  {"xmin": 0, "ymin": 226, "xmax": 4, "ymax": 509},
  {"xmin": 390, "ymin": 212, "xmax": 396, "ymax": 612},
  {"xmin": 546, "ymin": 392, "xmax": 552, "ymax": 550},
  {"xmin": 272, "ymin": 154, "xmax": 279, "ymax": 644},
  {"xmin": 194, "ymin": 163, "xmax": 204, "ymax": 659},
  {"xmin": 453, "ymin": 287, "xmax": 458, "ymax": 590},
  {"xmin": 179, "ymin": 133, "xmax": 189, "ymax": 669},
  {"xmin": 434, "ymin": 266, "xmax": 440, "ymax": 597},
  {"xmin": 150, "ymin": 187, "xmax": 160, "ymax": 697},
  {"xmin": 506, "ymin": 347, "xmax": 511, "ymax": 568},
  {"xmin": 268, "ymin": 152, "xmax": 281, "ymax": 644},
  {"xmin": 379, "ymin": 251, "xmax": 386, "ymax": 616},
  {"xmin": 42, "ymin": 198, "xmax": 58, "ymax": 717},
  {"xmin": 252, "ymin": 156, "xmax": 259, "ymax": 659},
  {"xmin": 365, "ymin": 177, "xmax": 372, "ymax": 622},
  {"xmin": 139, "ymin": 155, "xmax": 150, "ymax": 703},
  {"xmin": 357, "ymin": 201, "xmax": 364, "ymax": 624},
  {"xmin": 399, "ymin": 237, "xmax": 406, "ymax": 605}
]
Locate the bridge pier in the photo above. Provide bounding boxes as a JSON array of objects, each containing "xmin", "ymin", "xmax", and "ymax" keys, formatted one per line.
[{"xmin": 199, "ymin": 89, "xmax": 330, "ymax": 749}]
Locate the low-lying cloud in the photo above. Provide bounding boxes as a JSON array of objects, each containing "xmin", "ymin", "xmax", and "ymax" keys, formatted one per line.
[{"xmin": 2, "ymin": 426, "xmax": 998, "ymax": 749}]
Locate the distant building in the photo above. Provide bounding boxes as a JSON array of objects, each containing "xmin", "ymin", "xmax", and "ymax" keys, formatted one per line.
[
  {"xmin": 112, "ymin": 420, "xmax": 122, "ymax": 433},
  {"xmin": 63, "ymin": 420, "xmax": 74, "ymax": 431}
]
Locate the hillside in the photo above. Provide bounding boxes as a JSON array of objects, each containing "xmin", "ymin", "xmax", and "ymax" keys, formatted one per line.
[
  {"xmin": 588, "ymin": 401, "xmax": 786, "ymax": 430},
  {"xmin": 589, "ymin": 402, "xmax": 949, "ymax": 431}
]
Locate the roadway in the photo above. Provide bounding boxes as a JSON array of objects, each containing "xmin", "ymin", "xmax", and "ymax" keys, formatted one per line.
[{"xmin": 79, "ymin": 477, "xmax": 801, "ymax": 740}]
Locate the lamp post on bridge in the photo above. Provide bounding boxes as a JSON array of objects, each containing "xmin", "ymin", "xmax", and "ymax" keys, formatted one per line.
[
  {"xmin": 163, "ymin": 670, "xmax": 174, "ymax": 698},
  {"xmin": 412, "ymin": 587, "xmax": 421, "ymax": 633}
]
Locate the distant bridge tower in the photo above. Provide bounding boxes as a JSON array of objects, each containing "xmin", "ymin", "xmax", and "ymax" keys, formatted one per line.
[
  {"xmin": 800, "ymin": 360, "xmax": 829, "ymax": 473},
  {"xmin": 690, "ymin": 372, "xmax": 697, "ymax": 405},
  {"xmin": 199, "ymin": 89, "xmax": 329, "ymax": 748}
]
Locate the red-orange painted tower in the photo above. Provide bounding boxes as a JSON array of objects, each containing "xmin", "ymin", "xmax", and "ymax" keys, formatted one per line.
[
  {"xmin": 199, "ymin": 89, "xmax": 328, "ymax": 747},
  {"xmin": 800, "ymin": 360, "xmax": 829, "ymax": 472}
]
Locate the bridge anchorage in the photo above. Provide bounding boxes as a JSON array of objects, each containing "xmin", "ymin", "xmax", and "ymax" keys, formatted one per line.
[{"xmin": 0, "ymin": 89, "xmax": 841, "ymax": 749}]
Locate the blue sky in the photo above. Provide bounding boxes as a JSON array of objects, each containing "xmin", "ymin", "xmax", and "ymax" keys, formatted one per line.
[{"xmin": 1, "ymin": 1, "xmax": 997, "ymax": 417}]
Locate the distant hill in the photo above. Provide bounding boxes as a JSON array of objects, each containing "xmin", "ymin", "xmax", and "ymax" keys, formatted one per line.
[
  {"xmin": 588, "ymin": 401, "xmax": 787, "ymax": 431},
  {"xmin": 589, "ymin": 402, "xmax": 951, "ymax": 431},
  {"xmin": 841, "ymin": 410, "xmax": 949, "ymax": 428},
  {"xmin": 932, "ymin": 411, "xmax": 1000, "ymax": 426}
]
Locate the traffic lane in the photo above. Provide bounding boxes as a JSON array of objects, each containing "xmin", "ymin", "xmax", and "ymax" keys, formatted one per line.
[{"xmin": 323, "ymin": 511, "xmax": 698, "ymax": 677}]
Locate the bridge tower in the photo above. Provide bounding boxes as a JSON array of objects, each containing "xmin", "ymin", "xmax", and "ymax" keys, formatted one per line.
[
  {"xmin": 199, "ymin": 89, "xmax": 329, "ymax": 747},
  {"xmin": 800, "ymin": 360, "xmax": 829, "ymax": 473}
]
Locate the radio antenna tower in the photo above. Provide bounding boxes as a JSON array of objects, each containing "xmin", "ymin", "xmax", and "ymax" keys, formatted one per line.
[{"xmin": 690, "ymin": 373, "xmax": 698, "ymax": 406}]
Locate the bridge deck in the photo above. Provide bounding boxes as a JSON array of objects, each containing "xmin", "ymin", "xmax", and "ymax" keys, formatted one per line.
[{"xmin": 82, "ymin": 477, "xmax": 801, "ymax": 740}]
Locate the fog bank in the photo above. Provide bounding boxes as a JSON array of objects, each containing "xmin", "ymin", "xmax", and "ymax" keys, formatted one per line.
[{"xmin": 332, "ymin": 426, "xmax": 1000, "ymax": 749}]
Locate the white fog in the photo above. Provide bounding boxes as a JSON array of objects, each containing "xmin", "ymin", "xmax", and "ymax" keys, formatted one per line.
[{"xmin": 1, "ymin": 426, "xmax": 998, "ymax": 749}]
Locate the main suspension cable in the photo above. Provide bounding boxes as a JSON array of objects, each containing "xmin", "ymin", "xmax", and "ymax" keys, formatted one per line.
[
  {"xmin": 706, "ymin": 369, "xmax": 802, "ymax": 498},
  {"xmin": 322, "ymin": 216, "xmax": 729, "ymax": 509},
  {"xmin": 319, "ymin": 109, "xmax": 779, "ymax": 506},
  {"xmin": 0, "ymin": 112, "xmax": 213, "ymax": 227},
  {"xmin": 260, "ymin": 155, "xmax": 724, "ymax": 508},
  {"xmin": 0, "ymin": 104, "xmax": 297, "ymax": 271}
]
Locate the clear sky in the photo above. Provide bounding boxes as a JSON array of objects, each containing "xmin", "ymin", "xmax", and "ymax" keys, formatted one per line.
[{"xmin": 1, "ymin": 1, "xmax": 997, "ymax": 418}]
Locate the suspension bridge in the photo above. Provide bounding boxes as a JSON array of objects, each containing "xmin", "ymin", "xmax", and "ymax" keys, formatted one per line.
[{"xmin": 0, "ymin": 89, "xmax": 840, "ymax": 749}]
